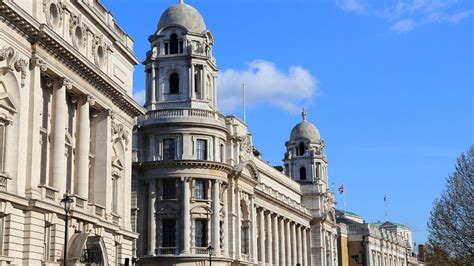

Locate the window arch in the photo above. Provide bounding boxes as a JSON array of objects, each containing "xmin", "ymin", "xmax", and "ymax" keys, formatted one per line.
[
  {"xmin": 299, "ymin": 142, "xmax": 305, "ymax": 156},
  {"xmin": 170, "ymin": 34, "xmax": 179, "ymax": 54},
  {"xmin": 300, "ymin": 166, "xmax": 306, "ymax": 180},
  {"xmin": 169, "ymin": 73, "xmax": 179, "ymax": 94}
]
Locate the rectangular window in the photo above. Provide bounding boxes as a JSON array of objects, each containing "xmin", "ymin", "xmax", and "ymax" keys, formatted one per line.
[
  {"xmin": 112, "ymin": 177, "xmax": 118, "ymax": 213},
  {"xmin": 194, "ymin": 219, "xmax": 207, "ymax": 247},
  {"xmin": 162, "ymin": 179, "xmax": 176, "ymax": 200},
  {"xmin": 0, "ymin": 123, "xmax": 5, "ymax": 173},
  {"xmin": 162, "ymin": 219, "xmax": 176, "ymax": 247},
  {"xmin": 165, "ymin": 43, "xmax": 169, "ymax": 55},
  {"xmin": 0, "ymin": 215, "xmax": 5, "ymax": 256},
  {"xmin": 241, "ymin": 225, "xmax": 249, "ymax": 254},
  {"xmin": 163, "ymin": 138, "xmax": 176, "ymax": 160},
  {"xmin": 43, "ymin": 222, "xmax": 52, "ymax": 261},
  {"xmin": 195, "ymin": 179, "xmax": 206, "ymax": 200},
  {"xmin": 196, "ymin": 139, "xmax": 207, "ymax": 160}
]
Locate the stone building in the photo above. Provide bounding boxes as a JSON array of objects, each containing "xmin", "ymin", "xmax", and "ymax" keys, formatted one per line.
[
  {"xmin": 133, "ymin": 1, "xmax": 338, "ymax": 265},
  {"xmin": 0, "ymin": 0, "xmax": 144, "ymax": 264},
  {"xmin": 336, "ymin": 210, "xmax": 419, "ymax": 266}
]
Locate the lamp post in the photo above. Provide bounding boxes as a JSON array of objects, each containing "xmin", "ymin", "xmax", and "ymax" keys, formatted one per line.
[
  {"xmin": 60, "ymin": 193, "xmax": 74, "ymax": 266},
  {"xmin": 207, "ymin": 245, "xmax": 213, "ymax": 266}
]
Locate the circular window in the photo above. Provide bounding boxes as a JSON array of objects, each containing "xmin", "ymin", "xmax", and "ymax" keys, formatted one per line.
[
  {"xmin": 49, "ymin": 4, "xmax": 59, "ymax": 27},
  {"xmin": 97, "ymin": 45, "xmax": 105, "ymax": 66},
  {"xmin": 74, "ymin": 27, "xmax": 83, "ymax": 48}
]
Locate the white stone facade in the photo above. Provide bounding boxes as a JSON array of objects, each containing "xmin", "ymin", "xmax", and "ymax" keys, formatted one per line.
[
  {"xmin": 133, "ymin": 1, "xmax": 337, "ymax": 265},
  {"xmin": 0, "ymin": 0, "xmax": 144, "ymax": 264}
]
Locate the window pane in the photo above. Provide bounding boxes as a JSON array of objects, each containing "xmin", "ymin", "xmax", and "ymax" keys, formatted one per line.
[
  {"xmin": 163, "ymin": 139, "xmax": 176, "ymax": 160},
  {"xmin": 169, "ymin": 73, "xmax": 179, "ymax": 94},
  {"xmin": 162, "ymin": 219, "xmax": 176, "ymax": 247},
  {"xmin": 162, "ymin": 179, "xmax": 176, "ymax": 199},
  {"xmin": 195, "ymin": 219, "xmax": 207, "ymax": 247},
  {"xmin": 170, "ymin": 34, "xmax": 179, "ymax": 54},
  {"xmin": 196, "ymin": 139, "xmax": 207, "ymax": 160},
  {"xmin": 195, "ymin": 180, "xmax": 206, "ymax": 200}
]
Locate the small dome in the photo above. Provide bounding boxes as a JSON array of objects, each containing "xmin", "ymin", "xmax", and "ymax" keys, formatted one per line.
[
  {"xmin": 289, "ymin": 110, "xmax": 321, "ymax": 143},
  {"xmin": 157, "ymin": 0, "xmax": 206, "ymax": 34}
]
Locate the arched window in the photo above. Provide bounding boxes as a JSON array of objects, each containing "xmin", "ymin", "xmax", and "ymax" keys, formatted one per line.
[
  {"xmin": 170, "ymin": 34, "xmax": 179, "ymax": 54},
  {"xmin": 299, "ymin": 142, "xmax": 305, "ymax": 156},
  {"xmin": 300, "ymin": 167, "xmax": 306, "ymax": 180},
  {"xmin": 169, "ymin": 73, "xmax": 179, "ymax": 94}
]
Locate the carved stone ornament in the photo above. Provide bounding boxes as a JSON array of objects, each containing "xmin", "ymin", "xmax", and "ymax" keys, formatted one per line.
[
  {"xmin": 0, "ymin": 47, "xmax": 29, "ymax": 88},
  {"xmin": 43, "ymin": 0, "xmax": 64, "ymax": 28},
  {"xmin": 111, "ymin": 120, "xmax": 129, "ymax": 148},
  {"xmin": 92, "ymin": 34, "xmax": 108, "ymax": 67},
  {"xmin": 30, "ymin": 54, "xmax": 48, "ymax": 72},
  {"xmin": 239, "ymin": 135, "xmax": 254, "ymax": 161}
]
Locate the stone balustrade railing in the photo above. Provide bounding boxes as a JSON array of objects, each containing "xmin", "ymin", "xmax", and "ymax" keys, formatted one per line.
[
  {"xmin": 140, "ymin": 108, "xmax": 226, "ymax": 124},
  {"xmin": 0, "ymin": 174, "xmax": 8, "ymax": 192},
  {"xmin": 348, "ymin": 224, "xmax": 411, "ymax": 247},
  {"xmin": 259, "ymin": 184, "xmax": 311, "ymax": 216},
  {"xmin": 158, "ymin": 247, "xmax": 178, "ymax": 255}
]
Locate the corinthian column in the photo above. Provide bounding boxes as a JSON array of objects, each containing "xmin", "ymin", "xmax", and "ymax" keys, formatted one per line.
[
  {"xmin": 280, "ymin": 218, "xmax": 286, "ymax": 265},
  {"xmin": 303, "ymin": 227, "xmax": 308, "ymax": 266},
  {"xmin": 182, "ymin": 177, "xmax": 191, "ymax": 254},
  {"xmin": 273, "ymin": 214, "xmax": 279, "ymax": 266},
  {"xmin": 212, "ymin": 180, "xmax": 221, "ymax": 255},
  {"xmin": 51, "ymin": 78, "xmax": 70, "ymax": 193},
  {"xmin": 235, "ymin": 188, "xmax": 241, "ymax": 258},
  {"xmin": 259, "ymin": 208, "xmax": 265, "ymax": 264},
  {"xmin": 266, "ymin": 211, "xmax": 273, "ymax": 265},
  {"xmin": 75, "ymin": 95, "xmax": 91, "ymax": 199},
  {"xmin": 286, "ymin": 219, "xmax": 292, "ymax": 266},
  {"xmin": 297, "ymin": 224, "xmax": 303, "ymax": 265},
  {"xmin": 292, "ymin": 222, "xmax": 297, "ymax": 266},
  {"xmin": 150, "ymin": 63, "xmax": 156, "ymax": 108},
  {"xmin": 147, "ymin": 180, "xmax": 156, "ymax": 256}
]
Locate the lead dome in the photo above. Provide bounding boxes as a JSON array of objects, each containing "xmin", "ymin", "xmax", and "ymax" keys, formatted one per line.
[
  {"xmin": 289, "ymin": 111, "xmax": 321, "ymax": 143},
  {"xmin": 157, "ymin": 0, "xmax": 206, "ymax": 34}
]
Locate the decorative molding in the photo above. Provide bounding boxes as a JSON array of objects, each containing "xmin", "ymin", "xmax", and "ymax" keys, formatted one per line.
[
  {"xmin": 111, "ymin": 120, "xmax": 129, "ymax": 148},
  {"xmin": 0, "ymin": 47, "xmax": 28, "ymax": 87},
  {"xmin": 30, "ymin": 54, "xmax": 48, "ymax": 72}
]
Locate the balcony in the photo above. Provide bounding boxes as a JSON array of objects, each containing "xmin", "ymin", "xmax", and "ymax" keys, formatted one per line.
[
  {"xmin": 0, "ymin": 173, "xmax": 8, "ymax": 192},
  {"xmin": 138, "ymin": 108, "xmax": 226, "ymax": 129},
  {"xmin": 193, "ymin": 247, "xmax": 209, "ymax": 255},
  {"xmin": 38, "ymin": 185, "xmax": 58, "ymax": 201},
  {"xmin": 158, "ymin": 247, "xmax": 178, "ymax": 255}
]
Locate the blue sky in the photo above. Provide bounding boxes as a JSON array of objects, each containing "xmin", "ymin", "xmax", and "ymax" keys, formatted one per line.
[{"xmin": 102, "ymin": 0, "xmax": 474, "ymax": 244}]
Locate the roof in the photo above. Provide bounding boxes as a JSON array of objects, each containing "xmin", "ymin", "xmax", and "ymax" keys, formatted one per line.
[
  {"xmin": 157, "ymin": 0, "xmax": 206, "ymax": 34},
  {"xmin": 289, "ymin": 110, "xmax": 320, "ymax": 143}
]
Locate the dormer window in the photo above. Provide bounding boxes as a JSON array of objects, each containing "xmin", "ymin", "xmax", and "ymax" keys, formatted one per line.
[{"xmin": 169, "ymin": 73, "xmax": 179, "ymax": 94}]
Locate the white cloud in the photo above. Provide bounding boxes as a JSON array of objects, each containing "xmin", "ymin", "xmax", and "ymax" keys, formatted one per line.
[
  {"xmin": 391, "ymin": 18, "xmax": 418, "ymax": 32},
  {"xmin": 336, "ymin": 0, "xmax": 366, "ymax": 13},
  {"xmin": 337, "ymin": 0, "xmax": 474, "ymax": 33},
  {"xmin": 133, "ymin": 89, "xmax": 146, "ymax": 106},
  {"xmin": 217, "ymin": 60, "xmax": 318, "ymax": 114}
]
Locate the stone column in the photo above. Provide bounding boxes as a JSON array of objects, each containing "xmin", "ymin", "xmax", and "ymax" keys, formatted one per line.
[
  {"xmin": 51, "ymin": 78, "xmax": 70, "ymax": 193},
  {"xmin": 297, "ymin": 224, "xmax": 303, "ymax": 265},
  {"xmin": 190, "ymin": 64, "xmax": 195, "ymax": 99},
  {"xmin": 303, "ymin": 228, "xmax": 308, "ymax": 266},
  {"xmin": 223, "ymin": 184, "xmax": 229, "ymax": 256},
  {"xmin": 147, "ymin": 180, "xmax": 156, "ymax": 256},
  {"xmin": 266, "ymin": 211, "xmax": 273, "ymax": 265},
  {"xmin": 182, "ymin": 177, "xmax": 191, "ymax": 254},
  {"xmin": 259, "ymin": 208, "xmax": 265, "ymax": 264},
  {"xmin": 273, "ymin": 214, "xmax": 279, "ymax": 266},
  {"xmin": 286, "ymin": 219, "xmax": 292, "ymax": 266},
  {"xmin": 212, "ymin": 180, "xmax": 221, "ymax": 255},
  {"xmin": 251, "ymin": 196, "xmax": 258, "ymax": 262},
  {"xmin": 151, "ymin": 64, "xmax": 157, "ymax": 109},
  {"xmin": 149, "ymin": 135, "xmax": 155, "ymax": 161},
  {"xmin": 292, "ymin": 222, "xmax": 297, "ymax": 266},
  {"xmin": 75, "ymin": 96, "xmax": 91, "ymax": 199},
  {"xmin": 235, "ymin": 188, "xmax": 241, "ymax": 259},
  {"xmin": 280, "ymin": 217, "xmax": 286, "ymax": 266}
]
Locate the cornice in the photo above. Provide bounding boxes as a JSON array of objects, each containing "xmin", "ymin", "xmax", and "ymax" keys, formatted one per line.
[
  {"xmin": 136, "ymin": 160, "xmax": 233, "ymax": 174},
  {"xmin": 0, "ymin": 1, "xmax": 146, "ymax": 117}
]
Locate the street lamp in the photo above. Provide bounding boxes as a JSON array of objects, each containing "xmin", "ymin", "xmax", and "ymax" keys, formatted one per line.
[
  {"xmin": 60, "ymin": 193, "xmax": 74, "ymax": 266},
  {"xmin": 207, "ymin": 245, "xmax": 213, "ymax": 266}
]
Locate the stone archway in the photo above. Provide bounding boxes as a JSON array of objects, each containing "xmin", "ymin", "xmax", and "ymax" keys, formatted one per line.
[{"xmin": 67, "ymin": 233, "xmax": 109, "ymax": 265}]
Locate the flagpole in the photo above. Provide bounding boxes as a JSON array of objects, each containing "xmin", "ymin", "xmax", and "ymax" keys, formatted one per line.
[
  {"xmin": 384, "ymin": 194, "xmax": 388, "ymax": 220},
  {"xmin": 242, "ymin": 83, "xmax": 246, "ymax": 123}
]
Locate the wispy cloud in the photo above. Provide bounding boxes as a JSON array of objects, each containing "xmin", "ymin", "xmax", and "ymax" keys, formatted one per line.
[
  {"xmin": 133, "ymin": 88, "xmax": 146, "ymax": 106},
  {"xmin": 217, "ymin": 60, "xmax": 318, "ymax": 114},
  {"xmin": 337, "ymin": 0, "xmax": 474, "ymax": 33}
]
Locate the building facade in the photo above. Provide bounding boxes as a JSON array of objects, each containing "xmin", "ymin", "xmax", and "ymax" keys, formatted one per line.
[
  {"xmin": 133, "ymin": 1, "xmax": 337, "ymax": 265},
  {"xmin": 336, "ymin": 210, "xmax": 418, "ymax": 266},
  {"xmin": 0, "ymin": 0, "xmax": 144, "ymax": 264}
]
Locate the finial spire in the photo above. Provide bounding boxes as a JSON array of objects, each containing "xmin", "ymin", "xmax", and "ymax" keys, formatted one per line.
[
  {"xmin": 302, "ymin": 108, "xmax": 307, "ymax": 122},
  {"xmin": 179, "ymin": 0, "xmax": 184, "ymax": 3}
]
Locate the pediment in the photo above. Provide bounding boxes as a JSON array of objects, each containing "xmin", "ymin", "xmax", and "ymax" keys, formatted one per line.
[{"xmin": 0, "ymin": 93, "xmax": 17, "ymax": 113}]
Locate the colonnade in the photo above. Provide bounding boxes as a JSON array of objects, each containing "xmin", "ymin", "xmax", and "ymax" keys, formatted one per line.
[{"xmin": 256, "ymin": 207, "xmax": 310, "ymax": 266}]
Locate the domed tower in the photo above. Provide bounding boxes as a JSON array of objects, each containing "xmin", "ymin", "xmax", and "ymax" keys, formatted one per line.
[
  {"xmin": 134, "ymin": 1, "xmax": 229, "ymax": 264},
  {"xmin": 284, "ymin": 110, "xmax": 328, "ymax": 186},
  {"xmin": 143, "ymin": 0, "xmax": 217, "ymax": 111},
  {"xmin": 284, "ymin": 110, "xmax": 339, "ymax": 265}
]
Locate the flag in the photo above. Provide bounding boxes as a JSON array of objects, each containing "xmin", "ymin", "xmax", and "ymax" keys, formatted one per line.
[
  {"xmin": 384, "ymin": 194, "xmax": 387, "ymax": 201},
  {"xmin": 338, "ymin": 184, "xmax": 344, "ymax": 194}
]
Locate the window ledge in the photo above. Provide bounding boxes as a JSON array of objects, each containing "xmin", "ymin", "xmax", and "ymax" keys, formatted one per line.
[
  {"xmin": 160, "ymin": 198, "xmax": 178, "ymax": 202},
  {"xmin": 191, "ymin": 199, "xmax": 211, "ymax": 203}
]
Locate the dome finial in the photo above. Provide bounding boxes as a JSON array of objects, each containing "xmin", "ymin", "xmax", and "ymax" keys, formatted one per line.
[
  {"xmin": 179, "ymin": 0, "xmax": 184, "ymax": 3},
  {"xmin": 302, "ymin": 108, "xmax": 307, "ymax": 122}
]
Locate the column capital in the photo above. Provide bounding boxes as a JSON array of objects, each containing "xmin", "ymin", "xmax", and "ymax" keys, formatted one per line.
[
  {"xmin": 54, "ymin": 77, "xmax": 73, "ymax": 90},
  {"xmin": 29, "ymin": 54, "xmax": 48, "ymax": 71},
  {"xmin": 181, "ymin": 176, "xmax": 192, "ymax": 182}
]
